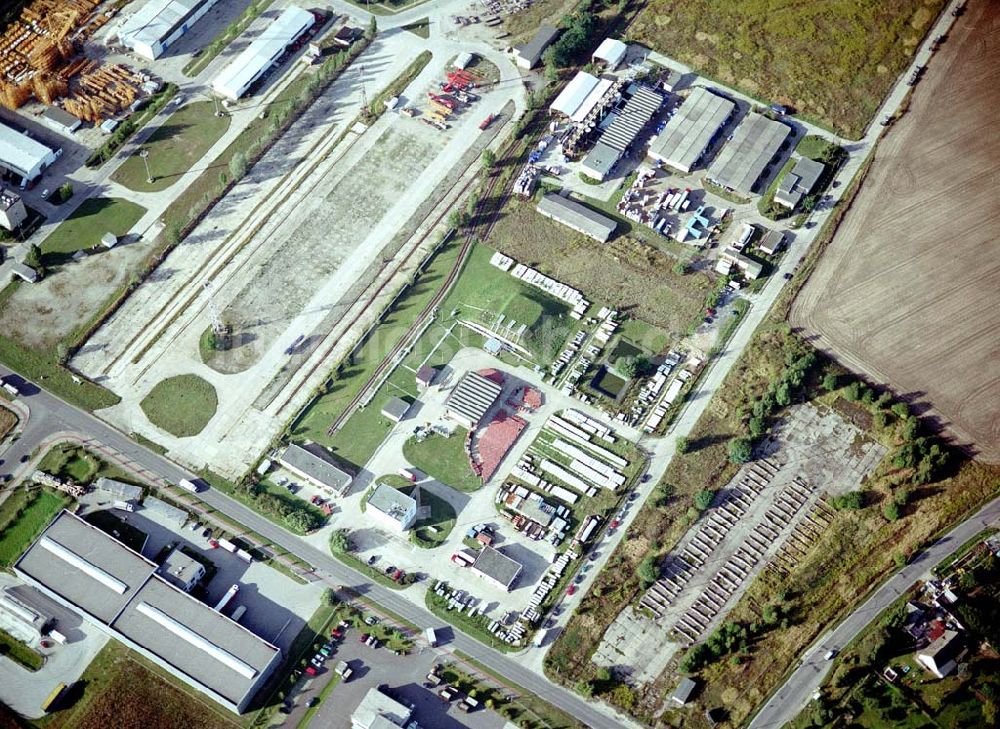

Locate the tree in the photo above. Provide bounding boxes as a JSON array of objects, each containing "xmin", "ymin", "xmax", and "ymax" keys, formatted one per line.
[
  {"xmin": 832, "ymin": 491, "xmax": 865, "ymax": 510},
  {"xmin": 958, "ymin": 570, "xmax": 977, "ymax": 592},
  {"xmin": 843, "ymin": 381, "xmax": 861, "ymax": 401},
  {"xmin": 480, "ymin": 149, "xmax": 496, "ymax": 170},
  {"xmin": 617, "ymin": 356, "xmax": 640, "ymax": 379},
  {"xmin": 575, "ymin": 680, "xmax": 594, "ymax": 697},
  {"xmin": 728, "ymin": 437, "xmax": 753, "ymax": 464},
  {"xmin": 694, "ymin": 489, "xmax": 715, "ymax": 511},
  {"xmin": 24, "ymin": 243, "xmax": 44, "ymax": 273},
  {"xmin": 638, "ymin": 556, "xmax": 659, "ymax": 586},
  {"xmin": 672, "ymin": 262, "xmax": 688, "ymax": 276},
  {"xmin": 749, "ymin": 416, "xmax": 766, "ymax": 438},
  {"xmin": 653, "ymin": 482, "xmax": 675, "ymax": 508},
  {"xmin": 882, "ymin": 503, "xmax": 900, "ymax": 522},
  {"xmin": 596, "ymin": 666, "xmax": 612, "ymax": 682},
  {"xmin": 902, "ymin": 415, "xmax": 920, "ymax": 441},
  {"xmin": 229, "ymin": 151, "xmax": 247, "ymax": 180},
  {"xmin": 329, "ymin": 529, "xmax": 351, "ymax": 554},
  {"xmin": 676, "ymin": 436, "xmax": 690, "ymax": 454},
  {"xmin": 822, "ymin": 373, "xmax": 838, "ymax": 391},
  {"xmin": 775, "ymin": 382, "xmax": 791, "ymax": 406},
  {"xmin": 321, "ymin": 587, "xmax": 338, "ymax": 606}
]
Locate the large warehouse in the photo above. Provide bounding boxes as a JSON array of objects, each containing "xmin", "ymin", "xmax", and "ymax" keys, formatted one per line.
[
  {"xmin": 707, "ymin": 112, "xmax": 790, "ymax": 195},
  {"xmin": 212, "ymin": 5, "xmax": 315, "ymax": 100},
  {"xmin": 118, "ymin": 0, "xmax": 221, "ymax": 60},
  {"xmin": 647, "ymin": 87, "xmax": 735, "ymax": 173},
  {"xmin": 581, "ymin": 83, "xmax": 662, "ymax": 181},
  {"xmin": 14, "ymin": 511, "xmax": 281, "ymax": 713},
  {"xmin": 0, "ymin": 122, "xmax": 59, "ymax": 185},
  {"xmin": 536, "ymin": 193, "xmax": 617, "ymax": 243},
  {"xmin": 444, "ymin": 370, "xmax": 503, "ymax": 429}
]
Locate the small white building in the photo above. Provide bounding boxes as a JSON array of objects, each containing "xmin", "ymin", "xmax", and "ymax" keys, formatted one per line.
[
  {"xmin": 158, "ymin": 547, "xmax": 206, "ymax": 593},
  {"xmin": 40, "ymin": 106, "xmax": 81, "ymax": 136},
  {"xmin": 0, "ymin": 188, "xmax": 28, "ymax": 231},
  {"xmin": 917, "ymin": 630, "xmax": 966, "ymax": 678},
  {"xmin": 0, "ymin": 122, "xmax": 60, "ymax": 185},
  {"xmin": 470, "ymin": 546, "xmax": 522, "ymax": 592},
  {"xmin": 592, "ymin": 38, "xmax": 627, "ymax": 70},
  {"xmin": 366, "ymin": 483, "xmax": 417, "ymax": 533}
]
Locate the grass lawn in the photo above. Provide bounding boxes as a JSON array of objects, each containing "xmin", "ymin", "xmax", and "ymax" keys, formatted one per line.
[
  {"xmin": 425, "ymin": 589, "xmax": 518, "ymax": 653},
  {"xmin": 0, "ymin": 488, "xmax": 71, "ymax": 568},
  {"xmin": 403, "ymin": 429, "xmax": 481, "ymax": 492},
  {"xmin": 0, "ymin": 626, "xmax": 42, "ymax": 671},
  {"xmin": 401, "ymin": 17, "xmax": 430, "ymax": 38},
  {"xmin": 408, "ymin": 485, "xmax": 456, "ymax": 548},
  {"xmin": 111, "ymin": 102, "xmax": 231, "ymax": 192},
  {"xmin": 140, "ymin": 374, "xmax": 218, "ymax": 438},
  {"xmin": 630, "ymin": 0, "xmax": 946, "ymax": 138},
  {"xmin": 38, "ymin": 443, "xmax": 134, "ymax": 486},
  {"xmin": 44, "ymin": 641, "xmax": 239, "ymax": 729},
  {"xmin": 39, "ymin": 197, "xmax": 146, "ymax": 261}
]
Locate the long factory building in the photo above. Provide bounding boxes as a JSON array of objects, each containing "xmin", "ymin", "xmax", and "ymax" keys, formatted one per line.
[
  {"xmin": 118, "ymin": 0, "xmax": 221, "ymax": 61},
  {"xmin": 707, "ymin": 112, "xmax": 790, "ymax": 195},
  {"xmin": 0, "ymin": 122, "xmax": 60, "ymax": 185},
  {"xmin": 647, "ymin": 86, "xmax": 735, "ymax": 173},
  {"xmin": 14, "ymin": 511, "xmax": 280, "ymax": 713},
  {"xmin": 212, "ymin": 5, "xmax": 315, "ymax": 101}
]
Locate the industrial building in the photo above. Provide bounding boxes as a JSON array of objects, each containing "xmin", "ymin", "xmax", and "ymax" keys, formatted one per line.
[
  {"xmin": 536, "ymin": 193, "xmax": 617, "ymax": 243},
  {"xmin": 279, "ymin": 443, "xmax": 352, "ymax": 495},
  {"xmin": 0, "ymin": 587, "xmax": 50, "ymax": 642},
  {"xmin": 550, "ymin": 72, "xmax": 600, "ymax": 118},
  {"xmin": 212, "ymin": 6, "xmax": 315, "ymax": 100},
  {"xmin": 592, "ymin": 38, "xmax": 627, "ymax": 70},
  {"xmin": 366, "ymin": 483, "xmax": 418, "ymax": 533},
  {"xmin": 351, "ymin": 686, "xmax": 415, "ymax": 729},
  {"xmin": 580, "ymin": 83, "xmax": 663, "ymax": 181},
  {"xmin": 514, "ymin": 25, "xmax": 559, "ymax": 69},
  {"xmin": 470, "ymin": 546, "xmax": 522, "ymax": 592},
  {"xmin": 0, "ymin": 188, "xmax": 28, "ymax": 231},
  {"xmin": 647, "ymin": 87, "xmax": 735, "ymax": 173},
  {"xmin": 707, "ymin": 112, "xmax": 790, "ymax": 195},
  {"xmin": 95, "ymin": 476, "xmax": 143, "ymax": 505},
  {"xmin": 14, "ymin": 511, "xmax": 281, "ymax": 713},
  {"xmin": 380, "ymin": 396, "xmax": 411, "ymax": 423},
  {"xmin": 158, "ymin": 547, "xmax": 206, "ymax": 593},
  {"xmin": 118, "ymin": 0, "xmax": 221, "ymax": 60},
  {"xmin": 758, "ymin": 229, "xmax": 785, "ymax": 256},
  {"xmin": 40, "ymin": 106, "xmax": 81, "ymax": 136},
  {"xmin": 773, "ymin": 156, "xmax": 825, "ymax": 209},
  {"xmin": 444, "ymin": 370, "xmax": 503, "ymax": 429},
  {"xmin": 0, "ymin": 122, "xmax": 60, "ymax": 185}
]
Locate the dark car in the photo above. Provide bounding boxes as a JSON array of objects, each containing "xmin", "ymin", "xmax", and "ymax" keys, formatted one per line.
[{"xmin": 783, "ymin": 272, "xmax": 793, "ymax": 280}]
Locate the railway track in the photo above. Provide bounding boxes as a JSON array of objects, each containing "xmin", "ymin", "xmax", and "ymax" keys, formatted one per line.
[{"xmin": 322, "ymin": 130, "xmax": 523, "ymax": 435}]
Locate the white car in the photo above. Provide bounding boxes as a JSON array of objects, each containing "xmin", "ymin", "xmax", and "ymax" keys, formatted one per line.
[{"xmin": 40, "ymin": 189, "xmax": 50, "ymax": 200}]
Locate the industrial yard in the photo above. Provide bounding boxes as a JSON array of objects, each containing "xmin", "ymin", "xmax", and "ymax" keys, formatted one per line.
[{"xmin": 792, "ymin": 0, "xmax": 1000, "ymax": 462}]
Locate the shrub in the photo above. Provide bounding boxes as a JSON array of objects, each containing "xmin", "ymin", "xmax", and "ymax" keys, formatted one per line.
[
  {"xmin": 638, "ymin": 556, "xmax": 659, "ymax": 586},
  {"xmin": 832, "ymin": 491, "xmax": 865, "ymax": 510},
  {"xmin": 728, "ymin": 437, "xmax": 753, "ymax": 463},
  {"xmin": 843, "ymin": 381, "xmax": 861, "ymax": 401},
  {"xmin": 330, "ymin": 529, "xmax": 351, "ymax": 554},
  {"xmin": 694, "ymin": 489, "xmax": 715, "ymax": 511},
  {"xmin": 676, "ymin": 436, "xmax": 690, "ymax": 454},
  {"xmin": 882, "ymin": 503, "xmax": 900, "ymax": 522},
  {"xmin": 821, "ymin": 373, "xmax": 838, "ymax": 391}
]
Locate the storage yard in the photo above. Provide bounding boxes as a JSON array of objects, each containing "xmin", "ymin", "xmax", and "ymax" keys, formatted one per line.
[{"xmin": 792, "ymin": 0, "xmax": 1000, "ymax": 461}]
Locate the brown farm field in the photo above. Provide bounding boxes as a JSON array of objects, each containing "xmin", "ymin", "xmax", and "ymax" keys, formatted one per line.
[
  {"xmin": 629, "ymin": 0, "xmax": 946, "ymax": 138},
  {"xmin": 792, "ymin": 0, "xmax": 1000, "ymax": 463},
  {"xmin": 486, "ymin": 197, "xmax": 714, "ymax": 342}
]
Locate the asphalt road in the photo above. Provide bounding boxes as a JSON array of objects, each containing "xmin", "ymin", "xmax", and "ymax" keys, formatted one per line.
[
  {"xmin": 0, "ymin": 369, "xmax": 633, "ymax": 729},
  {"xmin": 748, "ymin": 497, "xmax": 1000, "ymax": 728}
]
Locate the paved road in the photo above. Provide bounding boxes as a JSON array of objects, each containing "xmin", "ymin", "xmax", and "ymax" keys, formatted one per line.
[{"xmin": 748, "ymin": 499, "xmax": 1000, "ymax": 729}]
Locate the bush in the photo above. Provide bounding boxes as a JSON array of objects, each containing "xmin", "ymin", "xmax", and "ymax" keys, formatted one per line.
[
  {"xmin": 638, "ymin": 556, "xmax": 659, "ymax": 586},
  {"xmin": 330, "ymin": 529, "xmax": 351, "ymax": 554},
  {"xmin": 728, "ymin": 437, "xmax": 753, "ymax": 464},
  {"xmin": 832, "ymin": 491, "xmax": 865, "ymax": 510},
  {"xmin": 676, "ymin": 436, "xmax": 690, "ymax": 454},
  {"xmin": 843, "ymin": 381, "xmax": 861, "ymax": 401},
  {"xmin": 693, "ymin": 489, "xmax": 715, "ymax": 511},
  {"xmin": 822, "ymin": 373, "xmax": 838, "ymax": 391},
  {"xmin": 882, "ymin": 503, "xmax": 900, "ymax": 522}
]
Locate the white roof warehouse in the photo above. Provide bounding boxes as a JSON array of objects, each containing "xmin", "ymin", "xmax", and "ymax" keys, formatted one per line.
[
  {"xmin": 118, "ymin": 0, "xmax": 221, "ymax": 61},
  {"xmin": 0, "ymin": 122, "xmax": 59, "ymax": 184},
  {"xmin": 14, "ymin": 511, "xmax": 281, "ymax": 713},
  {"xmin": 212, "ymin": 6, "xmax": 315, "ymax": 101}
]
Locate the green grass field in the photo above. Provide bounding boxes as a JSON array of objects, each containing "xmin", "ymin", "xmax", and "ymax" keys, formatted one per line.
[
  {"xmin": 0, "ymin": 488, "xmax": 70, "ymax": 568},
  {"xmin": 0, "ymin": 626, "xmax": 42, "ymax": 671},
  {"xmin": 630, "ymin": 0, "xmax": 946, "ymax": 138},
  {"xmin": 112, "ymin": 102, "xmax": 231, "ymax": 192},
  {"xmin": 39, "ymin": 197, "xmax": 146, "ymax": 260},
  {"xmin": 409, "ymin": 485, "xmax": 456, "ymax": 548},
  {"xmin": 140, "ymin": 374, "xmax": 218, "ymax": 438},
  {"xmin": 403, "ymin": 428, "xmax": 481, "ymax": 492}
]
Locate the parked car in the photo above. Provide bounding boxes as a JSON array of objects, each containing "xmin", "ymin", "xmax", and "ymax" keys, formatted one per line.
[
  {"xmin": 305, "ymin": 665, "xmax": 318, "ymax": 676},
  {"xmin": 566, "ymin": 584, "xmax": 577, "ymax": 596},
  {"xmin": 610, "ymin": 518, "xmax": 621, "ymax": 529},
  {"xmin": 330, "ymin": 628, "xmax": 344, "ymax": 640},
  {"xmin": 359, "ymin": 633, "xmax": 370, "ymax": 643},
  {"xmin": 640, "ymin": 474, "xmax": 651, "ymax": 484},
  {"xmin": 367, "ymin": 555, "xmax": 378, "ymax": 566},
  {"xmin": 783, "ymin": 272, "xmax": 793, "ymax": 280},
  {"xmin": 307, "ymin": 697, "xmax": 319, "ymax": 708},
  {"xmin": 364, "ymin": 615, "xmax": 378, "ymax": 626}
]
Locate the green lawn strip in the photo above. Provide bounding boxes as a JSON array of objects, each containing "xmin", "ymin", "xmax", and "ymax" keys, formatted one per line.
[
  {"xmin": 710, "ymin": 298, "xmax": 750, "ymax": 356},
  {"xmin": 0, "ymin": 626, "xmax": 43, "ymax": 671},
  {"xmin": 129, "ymin": 431, "xmax": 169, "ymax": 455},
  {"xmin": 701, "ymin": 177, "xmax": 752, "ymax": 204},
  {"xmin": 85, "ymin": 83, "xmax": 179, "ymax": 168},
  {"xmin": 345, "ymin": 0, "xmax": 430, "ymax": 17},
  {"xmin": 39, "ymin": 197, "xmax": 146, "ymax": 261},
  {"xmin": 364, "ymin": 48, "xmax": 432, "ymax": 116},
  {"xmin": 111, "ymin": 101, "xmax": 232, "ymax": 192},
  {"xmin": 425, "ymin": 590, "xmax": 518, "ymax": 653},
  {"xmin": 329, "ymin": 549, "xmax": 410, "ymax": 590},
  {"xmin": 139, "ymin": 374, "xmax": 218, "ymax": 438},
  {"xmin": 182, "ymin": 0, "xmax": 276, "ymax": 77},
  {"xmin": 757, "ymin": 156, "xmax": 797, "ymax": 220},
  {"xmin": 403, "ymin": 429, "xmax": 481, "ymax": 492},
  {"xmin": 401, "ymin": 18, "xmax": 430, "ymax": 38},
  {"xmin": 453, "ymin": 651, "xmax": 585, "ymax": 728},
  {"xmin": 0, "ymin": 488, "xmax": 72, "ymax": 568},
  {"xmin": 408, "ymin": 485, "xmax": 456, "ymax": 548}
]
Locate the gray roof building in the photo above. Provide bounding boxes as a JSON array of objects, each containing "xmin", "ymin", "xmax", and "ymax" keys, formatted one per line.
[
  {"xmin": 10, "ymin": 263, "xmax": 38, "ymax": 283},
  {"xmin": 351, "ymin": 686, "xmax": 414, "ymax": 728},
  {"xmin": 470, "ymin": 546, "xmax": 522, "ymax": 591},
  {"xmin": 141, "ymin": 495, "xmax": 188, "ymax": 526},
  {"xmin": 581, "ymin": 84, "xmax": 663, "ymax": 181},
  {"xmin": 280, "ymin": 443, "xmax": 353, "ymax": 495},
  {"xmin": 708, "ymin": 113, "xmax": 790, "ymax": 195},
  {"xmin": 515, "ymin": 25, "xmax": 559, "ymax": 69},
  {"xmin": 672, "ymin": 676, "xmax": 698, "ymax": 705},
  {"xmin": 380, "ymin": 396, "xmax": 411, "ymax": 423},
  {"xmin": 95, "ymin": 476, "xmax": 143, "ymax": 503},
  {"xmin": 158, "ymin": 547, "xmax": 206, "ymax": 592},
  {"xmin": 580, "ymin": 141, "xmax": 620, "ymax": 182},
  {"xmin": 444, "ymin": 371, "xmax": 503, "ymax": 429},
  {"xmin": 648, "ymin": 87, "xmax": 735, "ymax": 172},
  {"xmin": 536, "ymin": 193, "xmax": 617, "ymax": 243},
  {"xmin": 773, "ymin": 156, "xmax": 825, "ymax": 209},
  {"xmin": 366, "ymin": 483, "xmax": 418, "ymax": 532},
  {"xmin": 758, "ymin": 229, "xmax": 785, "ymax": 256},
  {"xmin": 40, "ymin": 106, "xmax": 81, "ymax": 135},
  {"xmin": 14, "ymin": 510, "xmax": 280, "ymax": 713}
]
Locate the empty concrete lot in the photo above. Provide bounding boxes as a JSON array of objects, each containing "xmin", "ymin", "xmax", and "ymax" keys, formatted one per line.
[{"xmin": 792, "ymin": 0, "xmax": 1000, "ymax": 461}]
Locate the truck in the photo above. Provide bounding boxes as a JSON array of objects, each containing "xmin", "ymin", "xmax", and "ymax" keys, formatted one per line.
[
  {"xmin": 1, "ymin": 378, "xmax": 19, "ymax": 397},
  {"xmin": 178, "ymin": 478, "xmax": 201, "ymax": 493},
  {"xmin": 231, "ymin": 605, "xmax": 247, "ymax": 622},
  {"xmin": 425, "ymin": 627, "xmax": 438, "ymax": 647},
  {"xmin": 398, "ymin": 468, "xmax": 418, "ymax": 482}
]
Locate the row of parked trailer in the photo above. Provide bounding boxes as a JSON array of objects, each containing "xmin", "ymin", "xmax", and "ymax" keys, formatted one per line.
[{"xmin": 524, "ymin": 547, "xmax": 578, "ymax": 619}]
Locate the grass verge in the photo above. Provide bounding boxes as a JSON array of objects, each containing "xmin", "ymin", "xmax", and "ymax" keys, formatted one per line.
[
  {"xmin": 403, "ymin": 429, "xmax": 482, "ymax": 492},
  {"xmin": 139, "ymin": 374, "xmax": 218, "ymax": 438},
  {"xmin": 182, "ymin": 0, "xmax": 276, "ymax": 77},
  {"xmin": 0, "ymin": 487, "xmax": 72, "ymax": 568},
  {"xmin": 425, "ymin": 589, "xmax": 518, "ymax": 653},
  {"xmin": 0, "ymin": 627, "xmax": 43, "ymax": 670}
]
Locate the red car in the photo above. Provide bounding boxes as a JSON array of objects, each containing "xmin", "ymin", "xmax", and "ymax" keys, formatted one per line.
[
  {"xmin": 567, "ymin": 584, "xmax": 577, "ymax": 596},
  {"xmin": 330, "ymin": 629, "xmax": 343, "ymax": 640},
  {"xmin": 305, "ymin": 666, "xmax": 318, "ymax": 676},
  {"xmin": 391, "ymin": 569, "xmax": 404, "ymax": 582},
  {"xmin": 610, "ymin": 518, "xmax": 621, "ymax": 529},
  {"xmin": 360, "ymin": 633, "xmax": 370, "ymax": 643},
  {"xmin": 310, "ymin": 495, "xmax": 320, "ymax": 505}
]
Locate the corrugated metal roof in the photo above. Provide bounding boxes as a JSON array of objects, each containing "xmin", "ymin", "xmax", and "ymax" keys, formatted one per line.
[
  {"xmin": 551, "ymin": 72, "xmax": 599, "ymax": 117},
  {"xmin": 708, "ymin": 112, "xmax": 790, "ymax": 194},
  {"xmin": 593, "ymin": 38, "xmax": 627, "ymax": 67},
  {"xmin": 119, "ymin": 0, "xmax": 207, "ymax": 49},
  {"xmin": 536, "ymin": 194, "xmax": 617, "ymax": 243},
  {"xmin": 648, "ymin": 87, "xmax": 735, "ymax": 172},
  {"xmin": 445, "ymin": 371, "xmax": 503, "ymax": 427}
]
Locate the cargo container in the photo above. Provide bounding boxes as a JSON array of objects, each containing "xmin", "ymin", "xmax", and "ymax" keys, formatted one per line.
[
  {"xmin": 213, "ymin": 584, "xmax": 239, "ymax": 611},
  {"xmin": 426, "ymin": 627, "xmax": 438, "ymax": 646},
  {"xmin": 231, "ymin": 605, "xmax": 246, "ymax": 622},
  {"xmin": 235, "ymin": 549, "xmax": 253, "ymax": 564},
  {"xmin": 217, "ymin": 538, "xmax": 237, "ymax": 552}
]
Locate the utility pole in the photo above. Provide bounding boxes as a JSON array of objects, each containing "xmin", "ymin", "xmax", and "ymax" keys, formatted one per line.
[
  {"xmin": 203, "ymin": 280, "xmax": 226, "ymax": 338},
  {"xmin": 139, "ymin": 149, "xmax": 153, "ymax": 184},
  {"xmin": 212, "ymin": 94, "xmax": 223, "ymax": 117}
]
